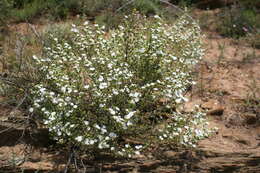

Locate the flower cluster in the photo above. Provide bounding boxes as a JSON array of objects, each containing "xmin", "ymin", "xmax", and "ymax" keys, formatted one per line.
[{"xmin": 30, "ymin": 13, "xmax": 210, "ymax": 156}]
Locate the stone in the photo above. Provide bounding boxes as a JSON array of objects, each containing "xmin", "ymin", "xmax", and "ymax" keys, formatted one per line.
[
  {"xmin": 141, "ymin": 160, "xmax": 161, "ymax": 169},
  {"xmin": 163, "ymin": 151, "xmax": 177, "ymax": 159},
  {"xmin": 243, "ymin": 113, "xmax": 257, "ymax": 125},
  {"xmin": 20, "ymin": 161, "xmax": 54, "ymax": 171},
  {"xmin": 182, "ymin": 99, "xmax": 202, "ymax": 113},
  {"xmin": 207, "ymin": 107, "xmax": 224, "ymax": 116},
  {"xmin": 201, "ymin": 99, "xmax": 220, "ymax": 110}
]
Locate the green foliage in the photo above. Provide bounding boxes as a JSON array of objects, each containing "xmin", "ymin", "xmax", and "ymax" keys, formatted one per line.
[
  {"xmin": 95, "ymin": 12, "xmax": 123, "ymax": 29},
  {"xmin": 11, "ymin": 0, "xmax": 48, "ymax": 22},
  {"xmin": 5, "ymin": 0, "xmax": 161, "ymax": 22},
  {"xmin": 0, "ymin": 0, "xmax": 13, "ymax": 24},
  {"xmin": 132, "ymin": 0, "xmax": 160, "ymax": 15},
  {"xmin": 170, "ymin": 0, "xmax": 199, "ymax": 7},
  {"xmin": 26, "ymin": 13, "xmax": 211, "ymax": 156},
  {"xmin": 43, "ymin": 23, "xmax": 74, "ymax": 45},
  {"xmin": 80, "ymin": 0, "xmax": 112, "ymax": 16},
  {"xmin": 240, "ymin": 0, "xmax": 260, "ymax": 9},
  {"xmin": 217, "ymin": 4, "xmax": 260, "ymax": 38}
]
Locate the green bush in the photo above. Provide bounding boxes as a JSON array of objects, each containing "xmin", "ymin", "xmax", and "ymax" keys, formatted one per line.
[
  {"xmin": 217, "ymin": 3, "xmax": 260, "ymax": 38},
  {"xmin": 0, "ymin": 0, "xmax": 13, "ymax": 24},
  {"xmin": 95, "ymin": 12, "xmax": 123, "ymax": 29},
  {"xmin": 132, "ymin": 0, "xmax": 160, "ymax": 15},
  {"xmin": 27, "ymin": 13, "xmax": 211, "ymax": 156},
  {"xmin": 170, "ymin": 0, "xmax": 199, "ymax": 7},
  {"xmin": 12, "ymin": 0, "xmax": 46, "ymax": 22},
  {"xmin": 240, "ymin": 0, "xmax": 260, "ymax": 9}
]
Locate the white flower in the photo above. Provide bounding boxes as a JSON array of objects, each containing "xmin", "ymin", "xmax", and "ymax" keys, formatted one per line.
[
  {"xmin": 138, "ymin": 48, "xmax": 145, "ymax": 53},
  {"xmin": 99, "ymin": 82, "xmax": 108, "ymax": 89},
  {"xmin": 98, "ymin": 76, "xmax": 104, "ymax": 82},
  {"xmin": 84, "ymin": 121, "xmax": 89, "ymax": 126},
  {"xmin": 52, "ymin": 98, "xmax": 58, "ymax": 104},
  {"xmin": 32, "ymin": 55, "xmax": 38, "ymax": 60},
  {"xmin": 107, "ymin": 63, "xmax": 113, "ymax": 69},
  {"xmin": 71, "ymin": 28, "xmax": 79, "ymax": 33},
  {"xmin": 109, "ymin": 132, "xmax": 117, "ymax": 138},
  {"xmin": 124, "ymin": 111, "xmax": 136, "ymax": 119},
  {"xmin": 99, "ymin": 104, "xmax": 105, "ymax": 108},
  {"xmin": 75, "ymin": 136, "xmax": 83, "ymax": 142},
  {"xmin": 127, "ymin": 121, "xmax": 133, "ymax": 126},
  {"xmin": 133, "ymin": 97, "xmax": 140, "ymax": 103},
  {"xmin": 29, "ymin": 108, "xmax": 34, "ymax": 113},
  {"xmin": 135, "ymin": 145, "xmax": 143, "ymax": 150},
  {"xmin": 65, "ymin": 97, "xmax": 71, "ymax": 102},
  {"xmin": 84, "ymin": 85, "xmax": 90, "ymax": 89},
  {"xmin": 94, "ymin": 124, "xmax": 101, "ymax": 130},
  {"xmin": 109, "ymin": 108, "xmax": 116, "ymax": 115},
  {"xmin": 61, "ymin": 86, "xmax": 66, "ymax": 93},
  {"xmin": 112, "ymin": 89, "xmax": 119, "ymax": 95},
  {"xmin": 89, "ymin": 140, "xmax": 95, "ymax": 145},
  {"xmin": 154, "ymin": 15, "xmax": 161, "ymax": 19},
  {"xmin": 83, "ymin": 21, "xmax": 89, "ymax": 25},
  {"xmin": 67, "ymin": 88, "xmax": 72, "ymax": 94},
  {"xmin": 129, "ymin": 92, "xmax": 140, "ymax": 98},
  {"xmin": 39, "ymin": 88, "xmax": 46, "ymax": 93}
]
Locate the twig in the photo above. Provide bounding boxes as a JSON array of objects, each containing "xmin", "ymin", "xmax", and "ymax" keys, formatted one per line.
[
  {"xmin": 27, "ymin": 23, "xmax": 44, "ymax": 45},
  {"xmin": 81, "ymin": 159, "xmax": 87, "ymax": 173},
  {"xmin": 64, "ymin": 147, "xmax": 74, "ymax": 173},
  {"xmin": 158, "ymin": 0, "xmax": 196, "ymax": 23},
  {"xmin": 0, "ymin": 123, "xmax": 24, "ymax": 134},
  {"xmin": 116, "ymin": 0, "xmax": 197, "ymax": 24},
  {"xmin": 116, "ymin": 0, "xmax": 136, "ymax": 12},
  {"xmin": 9, "ymin": 92, "xmax": 28, "ymax": 117},
  {"xmin": 0, "ymin": 76, "xmax": 26, "ymax": 90}
]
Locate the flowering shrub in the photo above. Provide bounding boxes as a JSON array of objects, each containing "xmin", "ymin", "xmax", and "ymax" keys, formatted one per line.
[{"xmin": 30, "ymin": 13, "xmax": 211, "ymax": 156}]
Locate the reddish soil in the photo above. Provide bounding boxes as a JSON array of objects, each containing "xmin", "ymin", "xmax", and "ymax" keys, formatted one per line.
[{"xmin": 1, "ymin": 23, "xmax": 260, "ymax": 173}]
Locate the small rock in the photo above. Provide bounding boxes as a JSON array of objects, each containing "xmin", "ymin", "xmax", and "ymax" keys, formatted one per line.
[
  {"xmin": 28, "ymin": 152, "xmax": 41, "ymax": 162},
  {"xmin": 20, "ymin": 161, "xmax": 53, "ymax": 171},
  {"xmin": 236, "ymin": 139, "xmax": 251, "ymax": 146},
  {"xmin": 202, "ymin": 99, "xmax": 220, "ymax": 110},
  {"xmin": 158, "ymin": 98, "xmax": 170, "ymax": 104},
  {"xmin": 9, "ymin": 110, "xmax": 24, "ymax": 117},
  {"xmin": 163, "ymin": 151, "xmax": 177, "ymax": 159},
  {"xmin": 207, "ymin": 107, "xmax": 224, "ymax": 116},
  {"xmin": 227, "ymin": 114, "xmax": 243, "ymax": 126},
  {"xmin": 141, "ymin": 160, "xmax": 161, "ymax": 169},
  {"xmin": 132, "ymin": 154, "xmax": 146, "ymax": 160},
  {"xmin": 256, "ymin": 135, "xmax": 260, "ymax": 140},
  {"xmin": 244, "ymin": 113, "xmax": 257, "ymax": 125},
  {"xmin": 182, "ymin": 99, "xmax": 202, "ymax": 113}
]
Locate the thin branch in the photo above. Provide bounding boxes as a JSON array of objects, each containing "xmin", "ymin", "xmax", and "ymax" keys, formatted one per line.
[
  {"xmin": 64, "ymin": 147, "xmax": 74, "ymax": 173},
  {"xmin": 0, "ymin": 123, "xmax": 24, "ymax": 134},
  {"xmin": 27, "ymin": 23, "xmax": 44, "ymax": 45},
  {"xmin": 116, "ymin": 0, "xmax": 197, "ymax": 24},
  {"xmin": 116, "ymin": 0, "xmax": 136, "ymax": 12},
  {"xmin": 158, "ymin": 0, "xmax": 196, "ymax": 23},
  {"xmin": 0, "ymin": 76, "xmax": 26, "ymax": 90},
  {"xmin": 9, "ymin": 92, "xmax": 28, "ymax": 117}
]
